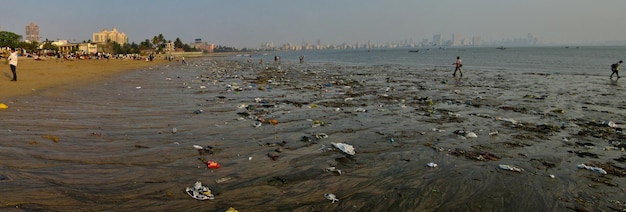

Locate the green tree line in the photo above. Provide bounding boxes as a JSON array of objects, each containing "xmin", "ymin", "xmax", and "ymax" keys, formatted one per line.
[{"xmin": 0, "ymin": 31, "xmax": 200, "ymax": 55}]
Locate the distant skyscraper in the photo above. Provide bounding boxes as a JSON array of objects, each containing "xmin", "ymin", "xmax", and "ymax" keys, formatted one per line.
[
  {"xmin": 432, "ymin": 34, "xmax": 441, "ymax": 46},
  {"xmin": 472, "ymin": 37, "xmax": 482, "ymax": 46},
  {"xmin": 452, "ymin": 33, "xmax": 463, "ymax": 46},
  {"xmin": 25, "ymin": 22, "xmax": 40, "ymax": 42},
  {"xmin": 92, "ymin": 28, "xmax": 128, "ymax": 44}
]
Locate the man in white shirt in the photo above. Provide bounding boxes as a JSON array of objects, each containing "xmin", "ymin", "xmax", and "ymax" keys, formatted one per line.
[{"xmin": 8, "ymin": 49, "xmax": 18, "ymax": 81}]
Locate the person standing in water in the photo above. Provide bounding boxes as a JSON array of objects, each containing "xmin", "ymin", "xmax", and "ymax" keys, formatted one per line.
[
  {"xmin": 452, "ymin": 56, "xmax": 462, "ymax": 77},
  {"xmin": 610, "ymin": 60, "xmax": 622, "ymax": 79}
]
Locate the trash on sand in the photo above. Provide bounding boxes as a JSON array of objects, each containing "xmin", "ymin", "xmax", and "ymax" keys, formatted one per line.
[
  {"xmin": 193, "ymin": 145, "xmax": 203, "ymax": 150},
  {"xmin": 427, "ymin": 162, "xmax": 437, "ymax": 168},
  {"xmin": 0, "ymin": 103, "xmax": 8, "ymax": 109},
  {"xmin": 252, "ymin": 121, "xmax": 262, "ymax": 127},
  {"xmin": 498, "ymin": 164, "xmax": 523, "ymax": 172},
  {"xmin": 331, "ymin": 142, "xmax": 355, "ymax": 156},
  {"xmin": 355, "ymin": 108, "xmax": 367, "ymax": 112},
  {"xmin": 495, "ymin": 116, "xmax": 519, "ymax": 125},
  {"xmin": 206, "ymin": 160, "xmax": 220, "ymax": 169},
  {"xmin": 171, "ymin": 127, "xmax": 177, "ymax": 134},
  {"xmin": 315, "ymin": 133, "xmax": 328, "ymax": 139},
  {"xmin": 193, "ymin": 109, "xmax": 203, "ymax": 114},
  {"xmin": 489, "ymin": 130, "xmax": 499, "ymax": 136},
  {"xmin": 577, "ymin": 163, "xmax": 607, "ymax": 174},
  {"xmin": 216, "ymin": 177, "xmax": 232, "ymax": 183},
  {"xmin": 549, "ymin": 174, "xmax": 555, "ymax": 178},
  {"xmin": 324, "ymin": 193, "xmax": 339, "ymax": 203},
  {"xmin": 225, "ymin": 207, "xmax": 239, "ymax": 212},
  {"xmin": 465, "ymin": 132, "xmax": 478, "ymax": 138},
  {"xmin": 550, "ymin": 109, "xmax": 565, "ymax": 113},
  {"xmin": 42, "ymin": 135, "xmax": 60, "ymax": 143},
  {"xmin": 325, "ymin": 166, "xmax": 343, "ymax": 175},
  {"xmin": 603, "ymin": 121, "xmax": 618, "ymax": 128},
  {"xmin": 185, "ymin": 181, "xmax": 214, "ymax": 200}
]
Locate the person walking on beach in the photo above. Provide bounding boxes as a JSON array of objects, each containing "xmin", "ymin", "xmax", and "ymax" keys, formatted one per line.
[
  {"xmin": 452, "ymin": 56, "xmax": 462, "ymax": 77},
  {"xmin": 299, "ymin": 55, "xmax": 304, "ymax": 64},
  {"xmin": 181, "ymin": 56, "xmax": 186, "ymax": 64},
  {"xmin": 610, "ymin": 60, "xmax": 622, "ymax": 79},
  {"xmin": 7, "ymin": 48, "xmax": 18, "ymax": 81}
]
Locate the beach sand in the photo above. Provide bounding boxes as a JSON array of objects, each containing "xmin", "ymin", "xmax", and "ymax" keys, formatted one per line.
[
  {"xmin": 0, "ymin": 56, "xmax": 625, "ymax": 211},
  {"xmin": 0, "ymin": 56, "xmax": 169, "ymax": 99}
]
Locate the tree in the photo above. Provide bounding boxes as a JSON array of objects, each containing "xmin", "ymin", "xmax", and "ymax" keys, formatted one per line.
[
  {"xmin": 19, "ymin": 41, "xmax": 39, "ymax": 53},
  {"xmin": 0, "ymin": 31, "xmax": 22, "ymax": 48},
  {"xmin": 174, "ymin": 37, "xmax": 184, "ymax": 49}
]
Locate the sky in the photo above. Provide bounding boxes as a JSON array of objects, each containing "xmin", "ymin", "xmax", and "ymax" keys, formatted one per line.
[{"xmin": 1, "ymin": 0, "xmax": 625, "ymax": 48}]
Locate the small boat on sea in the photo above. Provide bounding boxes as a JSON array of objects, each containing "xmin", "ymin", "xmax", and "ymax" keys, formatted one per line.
[
  {"xmin": 496, "ymin": 46, "xmax": 506, "ymax": 50},
  {"xmin": 408, "ymin": 50, "xmax": 419, "ymax": 52}
]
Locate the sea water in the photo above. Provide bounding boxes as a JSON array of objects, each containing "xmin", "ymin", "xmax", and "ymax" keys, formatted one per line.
[{"xmin": 270, "ymin": 46, "xmax": 626, "ymax": 75}]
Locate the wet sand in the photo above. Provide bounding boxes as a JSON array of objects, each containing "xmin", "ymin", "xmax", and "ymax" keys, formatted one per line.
[{"xmin": 0, "ymin": 57, "xmax": 625, "ymax": 211}]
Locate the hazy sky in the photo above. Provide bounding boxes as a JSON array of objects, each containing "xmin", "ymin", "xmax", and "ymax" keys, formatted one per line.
[{"xmin": 1, "ymin": 0, "xmax": 625, "ymax": 48}]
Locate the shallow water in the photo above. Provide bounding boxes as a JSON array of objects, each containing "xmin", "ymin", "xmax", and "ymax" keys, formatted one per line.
[{"xmin": 1, "ymin": 58, "xmax": 625, "ymax": 211}]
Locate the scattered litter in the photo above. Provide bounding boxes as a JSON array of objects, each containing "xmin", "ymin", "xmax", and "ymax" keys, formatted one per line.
[
  {"xmin": 171, "ymin": 128, "xmax": 177, "ymax": 134},
  {"xmin": 324, "ymin": 193, "xmax": 339, "ymax": 203},
  {"xmin": 185, "ymin": 181, "xmax": 214, "ymax": 200},
  {"xmin": 603, "ymin": 121, "xmax": 618, "ymax": 128},
  {"xmin": 253, "ymin": 122, "xmax": 262, "ymax": 127},
  {"xmin": 206, "ymin": 160, "xmax": 220, "ymax": 169},
  {"xmin": 550, "ymin": 109, "xmax": 565, "ymax": 113},
  {"xmin": 325, "ymin": 166, "xmax": 343, "ymax": 175},
  {"xmin": 42, "ymin": 135, "xmax": 59, "ymax": 143},
  {"xmin": 0, "ymin": 103, "xmax": 8, "ymax": 109},
  {"xmin": 465, "ymin": 132, "xmax": 478, "ymax": 138},
  {"xmin": 431, "ymin": 128, "xmax": 445, "ymax": 132},
  {"xmin": 315, "ymin": 133, "xmax": 328, "ymax": 139},
  {"xmin": 549, "ymin": 174, "xmax": 555, "ymax": 178},
  {"xmin": 495, "ymin": 116, "xmax": 519, "ymax": 125},
  {"xmin": 577, "ymin": 163, "xmax": 607, "ymax": 174},
  {"xmin": 193, "ymin": 109, "xmax": 203, "ymax": 114},
  {"xmin": 193, "ymin": 145, "xmax": 203, "ymax": 150},
  {"xmin": 135, "ymin": 86, "xmax": 141, "ymax": 89},
  {"xmin": 355, "ymin": 108, "xmax": 367, "ymax": 112},
  {"xmin": 498, "ymin": 164, "xmax": 523, "ymax": 172},
  {"xmin": 331, "ymin": 142, "xmax": 355, "ymax": 156},
  {"xmin": 489, "ymin": 130, "xmax": 499, "ymax": 136},
  {"xmin": 216, "ymin": 177, "xmax": 232, "ymax": 183},
  {"xmin": 225, "ymin": 207, "xmax": 239, "ymax": 212},
  {"xmin": 426, "ymin": 162, "xmax": 437, "ymax": 168}
]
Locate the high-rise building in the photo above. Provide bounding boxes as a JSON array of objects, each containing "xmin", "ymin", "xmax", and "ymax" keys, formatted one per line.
[
  {"xmin": 452, "ymin": 33, "xmax": 463, "ymax": 46},
  {"xmin": 432, "ymin": 34, "xmax": 441, "ymax": 46},
  {"xmin": 92, "ymin": 28, "xmax": 127, "ymax": 45},
  {"xmin": 25, "ymin": 22, "xmax": 40, "ymax": 42},
  {"xmin": 472, "ymin": 37, "xmax": 482, "ymax": 46}
]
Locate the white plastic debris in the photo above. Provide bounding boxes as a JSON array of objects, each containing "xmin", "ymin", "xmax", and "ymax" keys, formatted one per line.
[
  {"xmin": 355, "ymin": 108, "xmax": 367, "ymax": 112},
  {"xmin": 498, "ymin": 164, "xmax": 523, "ymax": 172},
  {"xmin": 549, "ymin": 174, "xmax": 555, "ymax": 178},
  {"xmin": 603, "ymin": 121, "xmax": 618, "ymax": 128},
  {"xmin": 171, "ymin": 127, "xmax": 177, "ymax": 134},
  {"xmin": 495, "ymin": 116, "xmax": 519, "ymax": 125},
  {"xmin": 185, "ymin": 181, "xmax": 214, "ymax": 200},
  {"xmin": 426, "ymin": 162, "xmax": 437, "ymax": 168},
  {"xmin": 331, "ymin": 142, "xmax": 355, "ymax": 156},
  {"xmin": 315, "ymin": 133, "xmax": 328, "ymax": 139},
  {"xmin": 325, "ymin": 166, "xmax": 343, "ymax": 175},
  {"xmin": 324, "ymin": 193, "xmax": 339, "ymax": 203},
  {"xmin": 577, "ymin": 163, "xmax": 607, "ymax": 175},
  {"xmin": 193, "ymin": 145, "xmax": 203, "ymax": 150},
  {"xmin": 252, "ymin": 122, "xmax": 262, "ymax": 128},
  {"xmin": 465, "ymin": 132, "xmax": 478, "ymax": 138}
]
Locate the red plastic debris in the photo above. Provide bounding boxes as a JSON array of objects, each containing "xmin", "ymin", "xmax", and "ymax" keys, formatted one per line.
[{"xmin": 206, "ymin": 160, "xmax": 220, "ymax": 169}]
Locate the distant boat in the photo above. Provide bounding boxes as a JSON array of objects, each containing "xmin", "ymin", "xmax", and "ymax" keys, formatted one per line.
[
  {"xmin": 408, "ymin": 50, "xmax": 419, "ymax": 52},
  {"xmin": 496, "ymin": 46, "xmax": 506, "ymax": 50}
]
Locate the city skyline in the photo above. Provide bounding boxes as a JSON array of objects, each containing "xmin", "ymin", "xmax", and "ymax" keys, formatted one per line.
[{"xmin": 1, "ymin": 1, "xmax": 626, "ymax": 49}]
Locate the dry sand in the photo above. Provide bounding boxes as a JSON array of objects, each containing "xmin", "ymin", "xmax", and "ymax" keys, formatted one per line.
[
  {"xmin": 0, "ymin": 56, "xmax": 169, "ymax": 99},
  {"xmin": 0, "ymin": 56, "xmax": 625, "ymax": 211}
]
